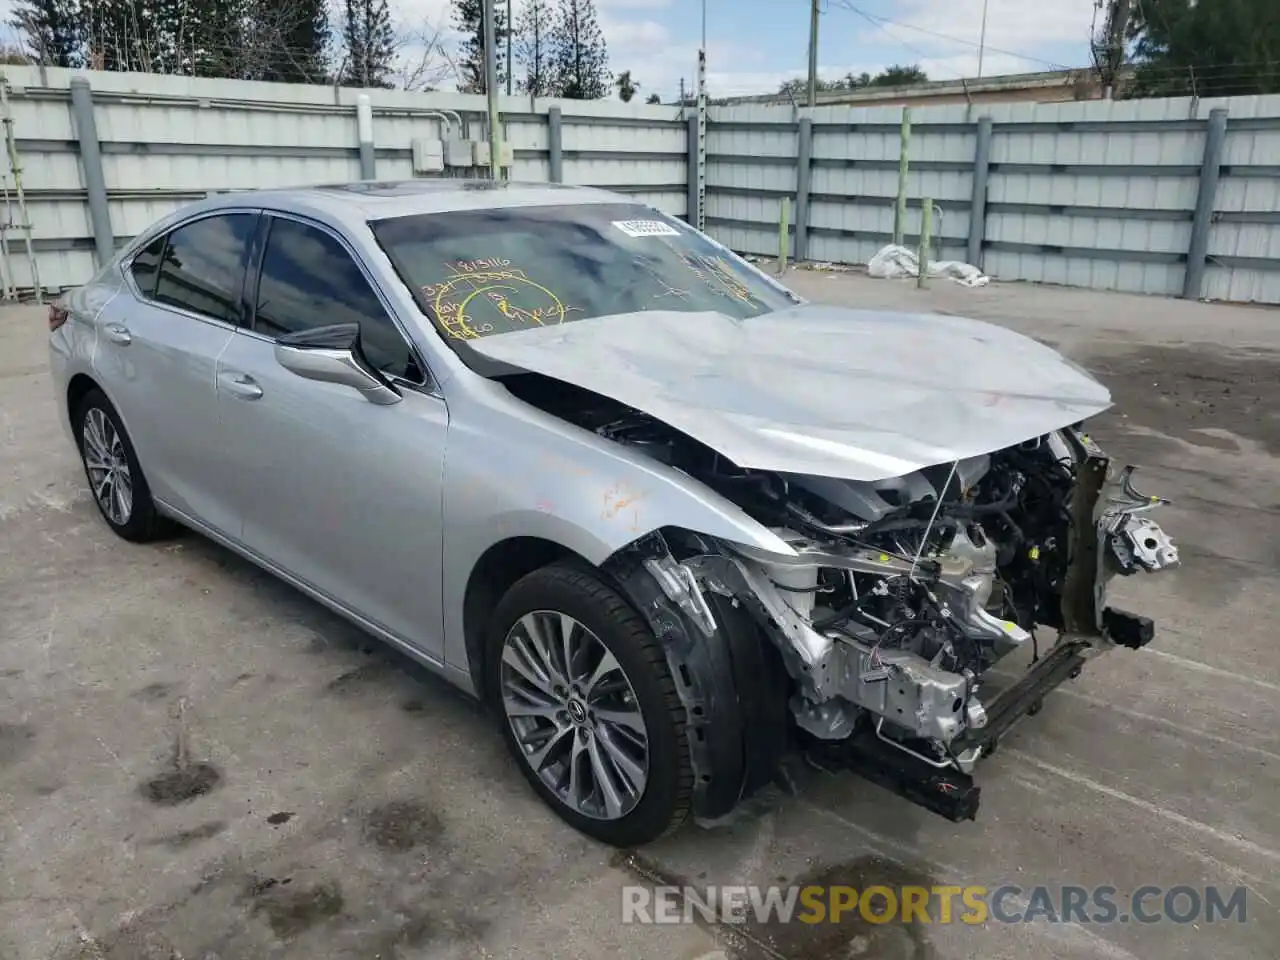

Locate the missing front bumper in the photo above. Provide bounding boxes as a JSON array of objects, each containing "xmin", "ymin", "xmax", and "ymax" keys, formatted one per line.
[
  {"xmin": 805, "ymin": 634, "xmax": 1095, "ymax": 822},
  {"xmin": 805, "ymin": 602, "xmax": 1156, "ymax": 823},
  {"xmin": 805, "ymin": 729, "xmax": 982, "ymax": 823}
]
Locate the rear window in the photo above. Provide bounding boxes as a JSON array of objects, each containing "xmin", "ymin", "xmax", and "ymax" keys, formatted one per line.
[
  {"xmin": 153, "ymin": 214, "xmax": 256, "ymax": 325},
  {"xmin": 130, "ymin": 236, "xmax": 165, "ymax": 297},
  {"xmin": 371, "ymin": 203, "xmax": 797, "ymax": 343}
]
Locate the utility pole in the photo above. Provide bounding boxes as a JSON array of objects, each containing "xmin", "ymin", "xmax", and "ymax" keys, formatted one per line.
[
  {"xmin": 1100, "ymin": 0, "xmax": 1133, "ymax": 98},
  {"xmin": 696, "ymin": 52, "xmax": 707, "ymax": 231},
  {"xmin": 483, "ymin": 0, "xmax": 501, "ymax": 177},
  {"xmin": 977, "ymin": 0, "xmax": 989, "ymax": 78},
  {"xmin": 679, "ymin": 77, "xmax": 686, "ymax": 104},
  {"xmin": 807, "ymin": 0, "xmax": 819, "ymax": 108},
  {"xmin": 506, "ymin": 0, "xmax": 513, "ymax": 95}
]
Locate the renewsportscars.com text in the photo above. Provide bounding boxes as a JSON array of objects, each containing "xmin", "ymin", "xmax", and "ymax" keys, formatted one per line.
[{"xmin": 622, "ymin": 883, "xmax": 1249, "ymax": 926}]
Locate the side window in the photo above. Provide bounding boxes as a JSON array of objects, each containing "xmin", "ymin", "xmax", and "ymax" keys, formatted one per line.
[
  {"xmin": 254, "ymin": 218, "xmax": 419, "ymax": 382},
  {"xmin": 129, "ymin": 235, "xmax": 165, "ymax": 297},
  {"xmin": 153, "ymin": 214, "xmax": 256, "ymax": 325}
]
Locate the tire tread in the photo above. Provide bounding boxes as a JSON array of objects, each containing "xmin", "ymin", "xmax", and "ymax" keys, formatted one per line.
[{"xmin": 490, "ymin": 561, "xmax": 694, "ymax": 844}]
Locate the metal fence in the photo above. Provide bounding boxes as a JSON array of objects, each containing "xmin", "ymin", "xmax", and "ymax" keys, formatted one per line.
[
  {"xmin": 2, "ymin": 65, "xmax": 1278, "ymax": 304},
  {"xmin": 706, "ymin": 96, "xmax": 1280, "ymax": 303},
  {"xmin": 0, "ymin": 65, "xmax": 692, "ymax": 293}
]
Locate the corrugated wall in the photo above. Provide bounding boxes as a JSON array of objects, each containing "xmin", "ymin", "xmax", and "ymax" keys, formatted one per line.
[
  {"xmin": 706, "ymin": 94, "xmax": 1280, "ymax": 303},
  {"xmin": 704, "ymin": 106, "xmax": 799, "ymax": 258},
  {"xmin": 1207, "ymin": 98, "xmax": 1280, "ymax": 303},
  {"xmin": 1, "ymin": 65, "xmax": 690, "ymax": 292},
  {"xmin": 704, "ymin": 103, "xmax": 979, "ymax": 267},
  {"xmin": 981, "ymin": 97, "xmax": 1207, "ymax": 296},
  {"xmin": 807, "ymin": 103, "xmax": 975, "ymax": 266},
  {"xmin": 3, "ymin": 64, "xmax": 1277, "ymax": 303}
]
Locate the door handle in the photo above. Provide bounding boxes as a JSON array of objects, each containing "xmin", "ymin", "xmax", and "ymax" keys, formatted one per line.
[
  {"xmin": 103, "ymin": 323, "xmax": 132, "ymax": 345},
  {"xmin": 218, "ymin": 371, "xmax": 264, "ymax": 400}
]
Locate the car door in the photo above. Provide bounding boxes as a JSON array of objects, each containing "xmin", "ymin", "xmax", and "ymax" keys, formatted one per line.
[
  {"xmin": 93, "ymin": 211, "xmax": 257, "ymax": 537},
  {"xmin": 216, "ymin": 212, "xmax": 449, "ymax": 660}
]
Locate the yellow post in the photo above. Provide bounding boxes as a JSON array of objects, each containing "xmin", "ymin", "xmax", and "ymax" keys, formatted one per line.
[
  {"xmin": 917, "ymin": 198, "xmax": 933, "ymax": 289},
  {"xmin": 778, "ymin": 197, "xmax": 790, "ymax": 276}
]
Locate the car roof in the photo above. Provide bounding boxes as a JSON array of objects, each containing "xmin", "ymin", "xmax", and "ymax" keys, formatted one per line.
[{"xmin": 201, "ymin": 180, "xmax": 630, "ymax": 228}]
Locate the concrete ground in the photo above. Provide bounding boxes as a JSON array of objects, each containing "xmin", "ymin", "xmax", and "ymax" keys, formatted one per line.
[{"xmin": 2, "ymin": 273, "xmax": 1277, "ymax": 960}]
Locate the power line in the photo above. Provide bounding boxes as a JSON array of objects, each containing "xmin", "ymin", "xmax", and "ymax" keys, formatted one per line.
[
  {"xmin": 828, "ymin": 0, "xmax": 965, "ymax": 78},
  {"xmin": 827, "ymin": 0, "xmax": 1073, "ymax": 72}
]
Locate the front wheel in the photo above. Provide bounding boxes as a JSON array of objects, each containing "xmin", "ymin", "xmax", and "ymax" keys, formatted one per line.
[{"xmin": 487, "ymin": 562, "xmax": 694, "ymax": 846}]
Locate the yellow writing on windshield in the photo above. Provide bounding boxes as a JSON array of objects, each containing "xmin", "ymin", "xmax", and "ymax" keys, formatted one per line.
[
  {"xmin": 681, "ymin": 254, "xmax": 762, "ymax": 309},
  {"xmin": 421, "ymin": 264, "xmax": 578, "ymax": 340}
]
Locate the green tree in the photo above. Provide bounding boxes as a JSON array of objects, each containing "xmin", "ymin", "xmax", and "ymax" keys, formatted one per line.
[
  {"xmin": 514, "ymin": 0, "xmax": 552, "ymax": 95},
  {"xmin": 31, "ymin": 0, "xmax": 331, "ymax": 78},
  {"xmin": 869, "ymin": 64, "xmax": 927, "ymax": 87},
  {"xmin": 777, "ymin": 76, "xmax": 828, "ymax": 96},
  {"xmin": 76, "ymin": 0, "xmax": 238, "ymax": 76},
  {"xmin": 614, "ymin": 68, "xmax": 637, "ymax": 102},
  {"xmin": 453, "ymin": 0, "xmax": 509, "ymax": 93},
  {"xmin": 551, "ymin": 0, "xmax": 609, "ymax": 99},
  {"xmin": 10, "ymin": 0, "xmax": 83, "ymax": 66},
  {"xmin": 168, "ymin": 0, "xmax": 249, "ymax": 77},
  {"xmin": 80, "ymin": 0, "xmax": 159, "ymax": 72},
  {"xmin": 776, "ymin": 65, "xmax": 926, "ymax": 97},
  {"xmin": 1126, "ymin": 0, "xmax": 1280, "ymax": 97},
  {"xmin": 776, "ymin": 70, "xmax": 879, "ymax": 97},
  {"xmin": 645, "ymin": 91, "xmax": 660, "ymax": 104},
  {"xmin": 341, "ymin": 0, "xmax": 396, "ymax": 87},
  {"xmin": 259, "ymin": 0, "xmax": 330, "ymax": 83}
]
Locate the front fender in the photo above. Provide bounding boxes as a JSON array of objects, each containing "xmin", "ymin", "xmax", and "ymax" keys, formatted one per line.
[{"xmin": 438, "ymin": 388, "xmax": 796, "ymax": 669}]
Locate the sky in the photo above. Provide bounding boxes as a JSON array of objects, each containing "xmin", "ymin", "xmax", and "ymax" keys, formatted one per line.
[
  {"xmin": 0, "ymin": 0, "xmax": 1105, "ymax": 102},
  {"xmin": 405, "ymin": 0, "xmax": 1105, "ymax": 100}
]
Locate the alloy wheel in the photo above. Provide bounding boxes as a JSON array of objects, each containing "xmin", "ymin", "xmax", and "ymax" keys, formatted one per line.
[
  {"xmin": 82, "ymin": 407, "xmax": 133, "ymax": 526},
  {"xmin": 500, "ymin": 610, "xmax": 650, "ymax": 820}
]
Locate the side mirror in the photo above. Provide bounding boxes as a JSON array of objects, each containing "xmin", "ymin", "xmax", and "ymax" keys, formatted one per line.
[{"xmin": 273, "ymin": 323, "xmax": 402, "ymax": 405}]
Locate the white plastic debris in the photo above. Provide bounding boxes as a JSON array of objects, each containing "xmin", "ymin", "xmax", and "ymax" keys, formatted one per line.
[{"xmin": 867, "ymin": 244, "xmax": 990, "ymax": 287}]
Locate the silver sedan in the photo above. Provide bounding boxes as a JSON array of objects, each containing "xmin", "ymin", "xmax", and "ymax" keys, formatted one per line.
[{"xmin": 49, "ymin": 181, "xmax": 1176, "ymax": 846}]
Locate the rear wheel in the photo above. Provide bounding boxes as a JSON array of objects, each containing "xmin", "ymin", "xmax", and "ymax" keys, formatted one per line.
[
  {"xmin": 75, "ymin": 388, "xmax": 172, "ymax": 542},
  {"xmin": 487, "ymin": 562, "xmax": 693, "ymax": 846}
]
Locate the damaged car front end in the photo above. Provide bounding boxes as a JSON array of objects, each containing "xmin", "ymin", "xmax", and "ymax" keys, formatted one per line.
[
  {"xmin": 466, "ymin": 288, "xmax": 1179, "ymax": 826},
  {"xmin": 602, "ymin": 426, "xmax": 1178, "ymax": 822},
  {"xmin": 373, "ymin": 195, "xmax": 1179, "ymax": 838}
]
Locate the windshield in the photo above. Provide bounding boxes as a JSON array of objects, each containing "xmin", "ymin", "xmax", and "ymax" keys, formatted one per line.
[{"xmin": 371, "ymin": 202, "xmax": 798, "ymax": 342}]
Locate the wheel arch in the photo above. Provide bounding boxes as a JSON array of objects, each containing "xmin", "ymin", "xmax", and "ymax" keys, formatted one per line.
[
  {"xmin": 462, "ymin": 535, "xmax": 587, "ymax": 702},
  {"xmin": 599, "ymin": 529, "xmax": 793, "ymax": 822},
  {"xmin": 464, "ymin": 526, "xmax": 794, "ymax": 823},
  {"xmin": 66, "ymin": 372, "xmax": 102, "ymax": 432}
]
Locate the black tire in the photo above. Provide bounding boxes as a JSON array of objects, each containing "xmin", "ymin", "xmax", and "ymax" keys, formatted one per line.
[
  {"xmin": 74, "ymin": 388, "xmax": 174, "ymax": 542},
  {"xmin": 486, "ymin": 562, "xmax": 694, "ymax": 847}
]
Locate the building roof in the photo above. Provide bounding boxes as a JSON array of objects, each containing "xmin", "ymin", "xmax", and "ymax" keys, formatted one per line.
[{"xmin": 719, "ymin": 68, "xmax": 1113, "ymax": 107}]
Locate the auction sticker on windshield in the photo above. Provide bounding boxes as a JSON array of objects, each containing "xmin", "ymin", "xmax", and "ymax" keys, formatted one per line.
[{"xmin": 612, "ymin": 219, "xmax": 681, "ymax": 238}]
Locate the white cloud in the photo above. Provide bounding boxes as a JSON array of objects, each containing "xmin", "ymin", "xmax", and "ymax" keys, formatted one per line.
[
  {"xmin": 395, "ymin": 0, "xmax": 689, "ymax": 98},
  {"xmin": 598, "ymin": 0, "xmax": 674, "ymax": 9},
  {"xmin": 835, "ymin": 0, "xmax": 1097, "ymax": 72},
  {"xmin": 599, "ymin": 0, "xmax": 1101, "ymax": 101},
  {"xmin": 917, "ymin": 51, "xmax": 1048, "ymax": 80},
  {"xmin": 390, "ymin": 0, "xmax": 460, "ymax": 29},
  {"xmin": 0, "ymin": 0, "xmax": 1098, "ymax": 102},
  {"xmin": 604, "ymin": 17, "xmax": 670, "ymax": 49},
  {"xmin": 596, "ymin": 10, "xmax": 697, "ymax": 100},
  {"xmin": 893, "ymin": 0, "xmax": 1098, "ymax": 52}
]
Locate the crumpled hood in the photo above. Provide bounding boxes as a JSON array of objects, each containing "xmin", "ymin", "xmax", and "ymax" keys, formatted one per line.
[{"xmin": 471, "ymin": 304, "xmax": 1112, "ymax": 481}]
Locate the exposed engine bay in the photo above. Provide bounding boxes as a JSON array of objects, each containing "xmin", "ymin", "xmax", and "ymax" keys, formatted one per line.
[{"xmin": 505, "ymin": 372, "xmax": 1180, "ymax": 819}]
